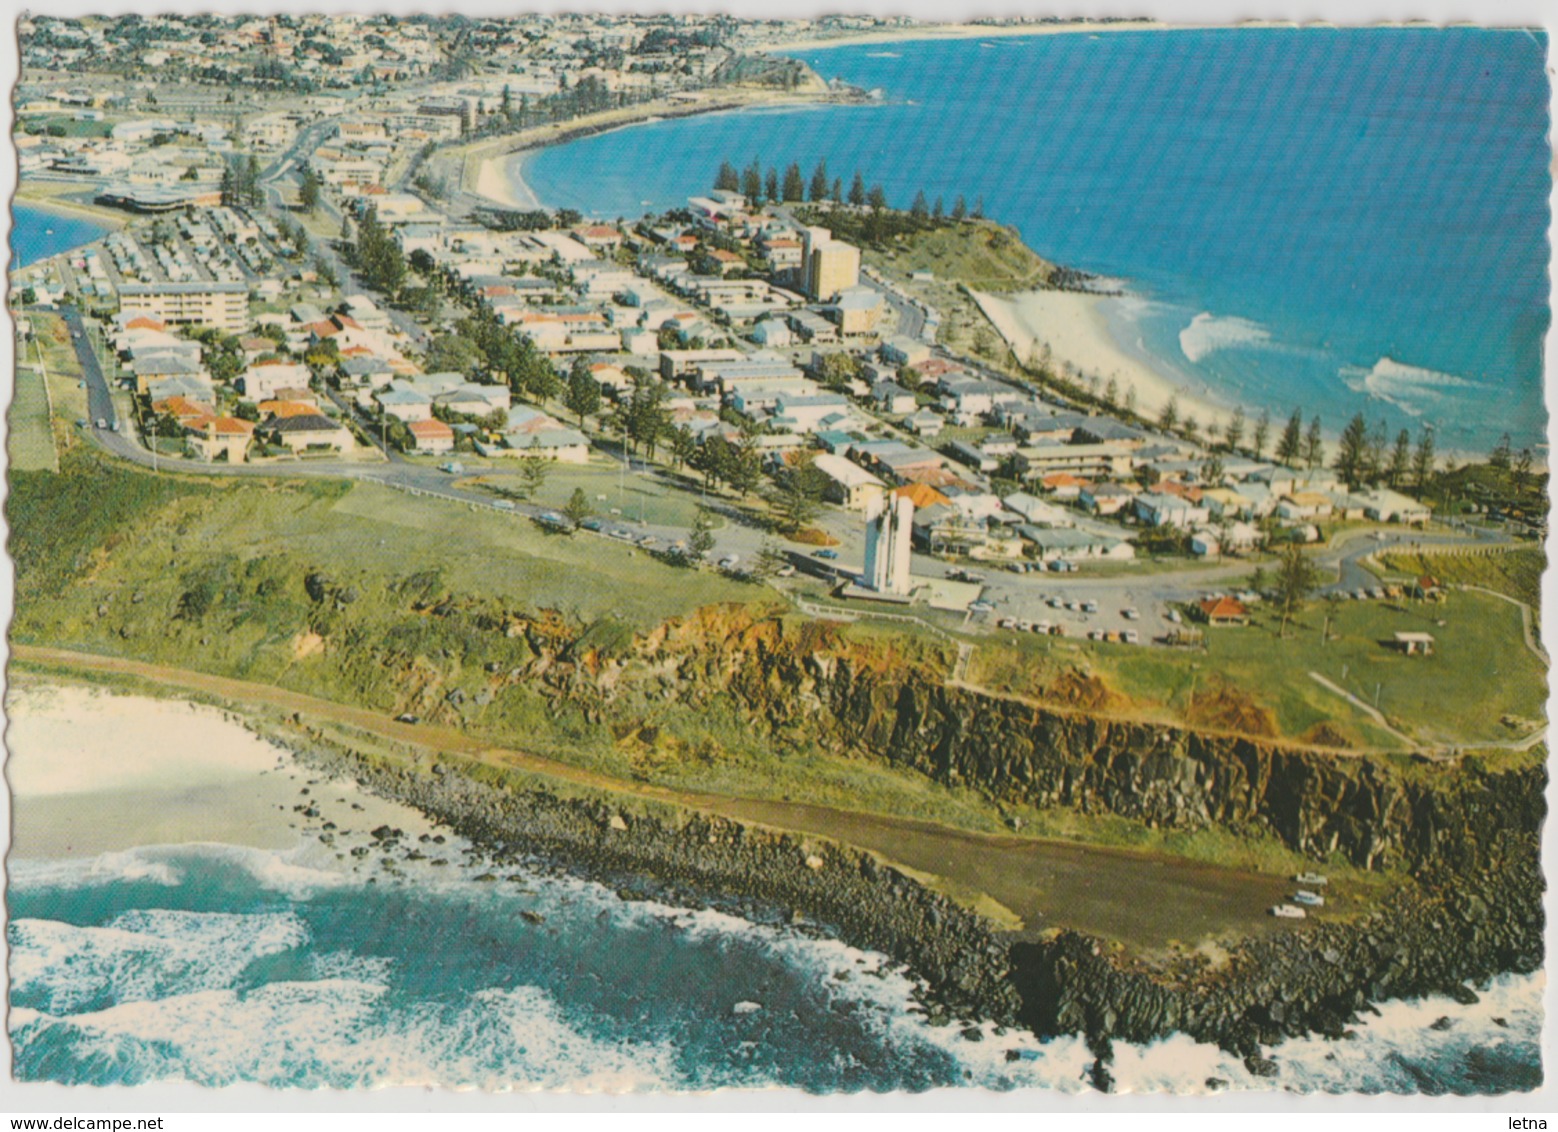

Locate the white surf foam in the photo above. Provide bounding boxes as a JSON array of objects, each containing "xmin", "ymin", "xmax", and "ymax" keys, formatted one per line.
[
  {"xmin": 11, "ymin": 910, "xmax": 311, "ymax": 1015},
  {"xmin": 17, "ymin": 977, "xmax": 682, "ymax": 1092},
  {"xmin": 10, "ymin": 850, "xmax": 185, "ymax": 891},
  {"xmin": 1178, "ymin": 311, "xmax": 1272, "ymax": 363},
  {"xmin": 1257, "ymin": 970, "xmax": 1544, "ymax": 1094},
  {"xmin": 1341, "ymin": 356, "xmax": 1474, "ymax": 417}
]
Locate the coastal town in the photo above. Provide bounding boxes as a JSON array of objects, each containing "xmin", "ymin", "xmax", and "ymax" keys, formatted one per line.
[
  {"xmin": 6, "ymin": 14, "xmax": 1549, "ymax": 1097},
  {"xmin": 10, "ymin": 10, "xmax": 1549, "ymax": 890},
  {"xmin": 16, "ymin": 15, "xmax": 1539, "ymax": 667}
]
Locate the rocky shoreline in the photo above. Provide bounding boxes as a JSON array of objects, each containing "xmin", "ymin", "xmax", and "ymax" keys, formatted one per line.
[
  {"xmin": 287, "ymin": 732, "xmax": 1025, "ymax": 1029},
  {"xmin": 1010, "ymin": 833, "xmax": 1543, "ymax": 1084},
  {"xmin": 279, "ymin": 724, "xmax": 1543, "ymax": 1088}
]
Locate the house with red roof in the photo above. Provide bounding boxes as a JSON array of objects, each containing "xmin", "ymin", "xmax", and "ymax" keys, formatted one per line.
[
  {"xmin": 186, "ymin": 416, "xmax": 255, "ymax": 463},
  {"xmin": 1196, "ymin": 596, "xmax": 1250, "ymax": 626},
  {"xmin": 151, "ymin": 395, "xmax": 217, "ymax": 428},
  {"xmin": 406, "ymin": 417, "xmax": 455, "ymax": 454}
]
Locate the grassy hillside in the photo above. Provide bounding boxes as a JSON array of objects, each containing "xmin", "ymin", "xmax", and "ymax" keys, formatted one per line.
[
  {"xmin": 870, "ymin": 220, "xmax": 1056, "ymax": 292},
  {"xmin": 797, "ymin": 206, "xmax": 1056, "ymax": 291},
  {"xmin": 1377, "ymin": 546, "xmax": 1545, "ymax": 612},
  {"xmin": 969, "ymin": 588, "xmax": 1547, "ymax": 750}
]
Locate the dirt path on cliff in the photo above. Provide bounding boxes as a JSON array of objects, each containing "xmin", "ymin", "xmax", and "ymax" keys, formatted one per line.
[{"xmin": 14, "ymin": 644, "xmax": 1310, "ymax": 953}]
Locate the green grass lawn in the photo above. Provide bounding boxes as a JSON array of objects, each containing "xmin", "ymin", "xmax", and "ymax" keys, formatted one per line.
[
  {"xmin": 974, "ymin": 589, "xmax": 1545, "ymax": 749},
  {"xmin": 322, "ymin": 480, "xmax": 753, "ymax": 626},
  {"xmin": 21, "ymin": 116, "xmax": 114, "ymax": 139},
  {"xmin": 1119, "ymin": 593, "xmax": 1543, "ymax": 747},
  {"xmin": 457, "ymin": 460, "xmax": 722, "ymax": 531},
  {"xmin": 1376, "ymin": 547, "xmax": 1545, "ymax": 611},
  {"xmin": 10, "ymin": 366, "xmax": 58, "ymax": 472}
]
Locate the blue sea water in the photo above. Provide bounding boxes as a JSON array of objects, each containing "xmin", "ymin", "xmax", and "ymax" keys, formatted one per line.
[
  {"xmin": 9, "ymin": 833, "xmax": 1544, "ymax": 1093},
  {"xmin": 523, "ymin": 28, "xmax": 1551, "ymax": 454},
  {"xmin": 11, "ymin": 203, "xmax": 108, "ymax": 269}
]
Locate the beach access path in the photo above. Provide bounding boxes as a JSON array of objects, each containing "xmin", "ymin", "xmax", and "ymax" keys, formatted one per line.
[{"xmin": 15, "ymin": 644, "xmax": 1316, "ymax": 954}]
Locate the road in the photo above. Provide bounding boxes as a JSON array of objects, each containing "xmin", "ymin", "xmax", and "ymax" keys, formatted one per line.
[
  {"xmin": 61, "ymin": 295, "xmax": 1515, "ymax": 648},
  {"xmin": 14, "ymin": 643, "xmax": 1320, "ymax": 950},
  {"xmin": 57, "ymin": 302, "xmax": 775, "ymax": 561}
]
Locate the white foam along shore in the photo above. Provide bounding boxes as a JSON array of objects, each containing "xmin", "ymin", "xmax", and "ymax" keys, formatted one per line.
[
  {"xmin": 971, "ymin": 287, "xmax": 1236, "ymax": 432},
  {"xmin": 7, "ymin": 681, "xmax": 426, "ymax": 858}
]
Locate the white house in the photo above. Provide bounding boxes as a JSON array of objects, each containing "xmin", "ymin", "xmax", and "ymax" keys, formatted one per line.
[
  {"xmin": 1358, "ymin": 488, "xmax": 1432, "ymax": 525},
  {"xmin": 813, "ymin": 453, "xmax": 887, "ymax": 511},
  {"xmin": 1134, "ymin": 491, "xmax": 1210, "ymax": 529},
  {"xmin": 375, "ymin": 383, "xmax": 434, "ymax": 423},
  {"xmin": 239, "ymin": 363, "xmax": 313, "ymax": 401}
]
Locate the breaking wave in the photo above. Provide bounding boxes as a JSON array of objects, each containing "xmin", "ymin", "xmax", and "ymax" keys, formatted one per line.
[
  {"xmin": 8, "ymin": 835, "xmax": 1543, "ymax": 1093},
  {"xmin": 1178, "ymin": 312, "xmax": 1272, "ymax": 363},
  {"xmin": 1341, "ymin": 356, "xmax": 1475, "ymax": 417}
]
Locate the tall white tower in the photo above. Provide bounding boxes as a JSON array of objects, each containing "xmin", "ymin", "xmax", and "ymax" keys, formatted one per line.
[{"xmin": 862, "ymin": 492, "xmax": 914, "ymax": 596}]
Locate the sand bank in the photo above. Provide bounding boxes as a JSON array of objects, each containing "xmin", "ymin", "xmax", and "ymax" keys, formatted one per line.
[
  {"xmin": 971, "ymin": 287, "xmax": 1234, "ymax": 432},
  {"xmin": 7, "ymin": 681, "xmax": 425, "ymax": 858}
]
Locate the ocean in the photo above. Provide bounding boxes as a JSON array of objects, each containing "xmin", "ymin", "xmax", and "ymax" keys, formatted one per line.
[
  {"xmin": 521, "ymin": 28, "xmax": 1551, "ymax": 456},
  {"xmin": 11, "ymin": 203, "xmax": 109, "ymax": 269},
  {"xmin": 10, "ymin": 839, "xmax": 1544, "ymax": 1093}
]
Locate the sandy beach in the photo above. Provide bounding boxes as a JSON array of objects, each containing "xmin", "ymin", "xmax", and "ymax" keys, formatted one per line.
[
  {"xmin": 7, "ymin": 680, "xmax": 428, "ymax": 859},
  {"xmin": 971, "ymin": 287, "xmax": 1234, "ymax": 432},
  {"xmin": 460, "ymin": 86, "xmax": 846, "ymax": 212},
  {"xmin": 473, "ymin": 147, "xmax": 541, "ymax": 210}
]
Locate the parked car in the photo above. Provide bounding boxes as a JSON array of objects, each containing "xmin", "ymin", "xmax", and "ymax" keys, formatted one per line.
[
  {"xmin": 1122, "ymin": 608, "xmax": 1140, "ymax": 620},
  {"xmin": 814, "ymin": 548, "xmax": 839, "ymax": 560},
  {"xmin": 580, "ymin": 517, "xmax": 605, "ymax": 532}
]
